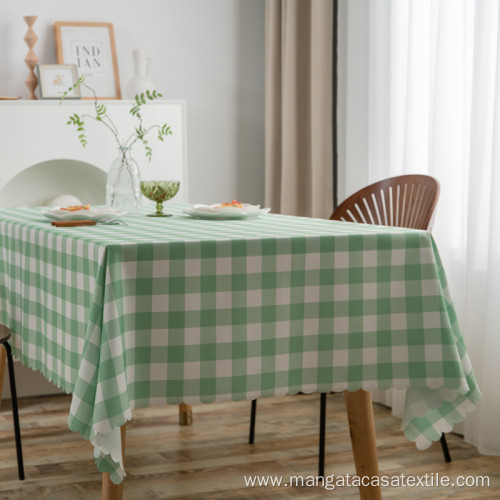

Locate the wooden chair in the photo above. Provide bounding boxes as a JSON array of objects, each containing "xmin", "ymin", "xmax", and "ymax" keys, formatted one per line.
[
  {"xmin": 332, "ymin": 174, "xmax": 440, "ymax": 230},
  {"xmin": 249, "ymin": 174, "xmax": 450, "ymax": 475},
  {"xmin": 0, "ymin": 324, "xmax": 25, "ymax": 480}
]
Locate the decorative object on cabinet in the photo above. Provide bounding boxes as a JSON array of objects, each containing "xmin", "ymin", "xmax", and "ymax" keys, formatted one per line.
[
  {"xmin": 23, "ymin": 15, "xmax": 38, "ymax": 100},
  {"xmin": 53, "ymin": 22, "xmax": 121, "ymax": 99},
  {"xmin": 126, "ymin": 48, "xmax": 156, "ymax": 99},
  {"xmin": 61, "ymin": 75, "xmax": 173, "ymax": 212},
  {"xmin": 37, "ymin": 64, "xmax": 80, "ymax": 99}
]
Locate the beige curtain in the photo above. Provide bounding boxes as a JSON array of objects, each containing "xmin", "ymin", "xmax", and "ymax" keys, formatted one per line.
[{"xmin": 265, "ymin": 0, "xmax": 334, "ymax": 218}]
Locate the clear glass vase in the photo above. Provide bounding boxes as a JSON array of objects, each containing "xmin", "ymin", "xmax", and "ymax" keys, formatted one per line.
[{"xmin": 106, "ymin": 147, "xmax": 142, "ymax": 212}]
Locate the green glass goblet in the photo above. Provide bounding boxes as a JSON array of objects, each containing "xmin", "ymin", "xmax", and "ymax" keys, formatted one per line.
[{"xmin": 140, "ymin": 180, "xmax": 180, "ymax": 217}]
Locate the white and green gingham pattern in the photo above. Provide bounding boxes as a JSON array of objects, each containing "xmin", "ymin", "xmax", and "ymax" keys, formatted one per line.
[{"xmin": 0, "ymin": 206, "xmax": 480, "ymax": 483}]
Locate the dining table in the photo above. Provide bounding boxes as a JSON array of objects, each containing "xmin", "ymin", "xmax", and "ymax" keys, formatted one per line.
[{"xmin": 0, "ymin": 204, "xmax": 480, "ymax": 500}]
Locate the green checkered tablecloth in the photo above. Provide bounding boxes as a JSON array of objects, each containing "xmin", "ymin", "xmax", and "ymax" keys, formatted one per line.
[{"xmin": 0, "ymin": 205, "xmax": 480, "ymax": 483}]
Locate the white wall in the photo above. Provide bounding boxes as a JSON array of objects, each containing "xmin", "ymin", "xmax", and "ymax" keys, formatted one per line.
[
  {"xmin": 0, "ymin": 0, "xmax": 266, "ymax": 205},
  {"xmin": 0, "ymin": 0, "xmax": 265, "ymax": 398}
]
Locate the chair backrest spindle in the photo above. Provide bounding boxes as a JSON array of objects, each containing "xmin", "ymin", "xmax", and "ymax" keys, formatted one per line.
[{"xmin": 331, "ymin": 175, "xmax": 440, "ymax": 231}]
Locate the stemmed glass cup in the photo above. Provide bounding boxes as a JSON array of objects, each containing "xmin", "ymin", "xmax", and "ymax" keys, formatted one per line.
[{"xmin": 140, "ymin": 180, "xmax": 180, "ymax": 217}]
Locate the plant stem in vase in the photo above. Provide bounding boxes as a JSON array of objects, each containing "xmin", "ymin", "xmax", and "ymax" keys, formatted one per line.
[{"xmin": 106, "ymin": 147, "xmax": 142, "ymax": 212}]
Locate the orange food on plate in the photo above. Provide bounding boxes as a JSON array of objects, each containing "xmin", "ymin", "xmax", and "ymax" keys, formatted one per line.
[
  {"xmin": 60, "ymin": 204, "xmax": 90, "ymax": 212},
  {"xmin": 218, "ymin": 200, "xmax": 243, "ymax": 209}
]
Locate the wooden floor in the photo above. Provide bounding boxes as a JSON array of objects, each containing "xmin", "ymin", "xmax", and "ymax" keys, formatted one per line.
[{"xmin": 0, "ymin": 393, "xmax": 499, "ymax": 499}]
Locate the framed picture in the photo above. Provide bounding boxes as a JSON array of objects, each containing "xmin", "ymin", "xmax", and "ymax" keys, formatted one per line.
[
  {"xmin": 53, "ymin": 22, "xmax": 121, "ymax": 99},
  {"xmin": 37, "ymin": 64, "xmax": 80, "ymax": 99}
]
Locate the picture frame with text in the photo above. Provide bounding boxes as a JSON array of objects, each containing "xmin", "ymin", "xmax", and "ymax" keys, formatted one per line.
[{"xmin": 53, "ymin": 22, "xmax": 121, "ymax": 99}]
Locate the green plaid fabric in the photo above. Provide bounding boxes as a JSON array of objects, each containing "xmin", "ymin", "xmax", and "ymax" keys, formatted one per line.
[{"xmin": 0, "ymin": 206, "xmax": 480, "ymax": 484}]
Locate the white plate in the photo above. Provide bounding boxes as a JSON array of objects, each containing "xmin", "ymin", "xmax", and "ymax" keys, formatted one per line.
[
  {"xmin": 184, "ymin": 204, "xmax": 271, "ymax": 220},
  {"xmin": 42, "ymin": 206, "xmax": 127, "ymax": 223}
]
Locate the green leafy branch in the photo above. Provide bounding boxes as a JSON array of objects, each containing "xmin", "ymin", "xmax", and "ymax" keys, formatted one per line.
[
  {"xmin": 130, "ymin": 90, "xmax": 163, "ymax": 117},
  {"xmin": 60, "ymin": 75, "xmax": 172, "ymax": 161},
  {"xmin": 60, "ymin": 74, "xmax": 85, "ymax": 103},
  {"xmin": 67, "ymin": 113, "xmax": 87, "ymax": 147},
  {"xmin": 125, "ymin": 90, "xmax": 173, "ymax": 161},
  {"xmin": 158, "ymin": 124, "xmax": 173, "ymax": 142},
  {"xmin": 135, "ymin": 125, "xmax": 152, "ymax": 160}
]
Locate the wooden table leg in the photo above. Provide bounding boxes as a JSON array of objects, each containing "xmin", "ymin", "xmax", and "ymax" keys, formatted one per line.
[
  {"xmin": 344, "ymin": 390, "xmax": 382, "ymax": 500},
  {"xmin": 0, "ymin": 345, "xmax": 6, "ymax": 410},
  {"xmin": 102, "ymin": 425, "xmax": 126, "ymax": 500},
  {"xmin": 179, "ymin": 403, "xmax": 193, "ymax": 425}
]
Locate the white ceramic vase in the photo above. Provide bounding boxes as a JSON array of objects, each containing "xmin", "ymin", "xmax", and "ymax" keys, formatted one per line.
[{"xmin": 126, "ymin": 48, "xmax": 156, "ymax": 99}]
